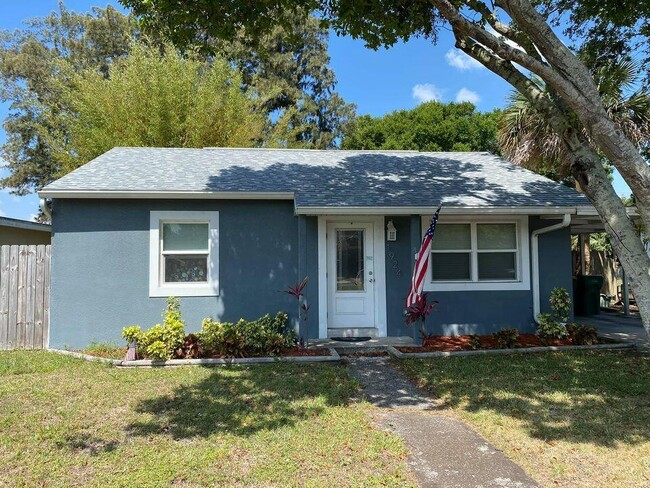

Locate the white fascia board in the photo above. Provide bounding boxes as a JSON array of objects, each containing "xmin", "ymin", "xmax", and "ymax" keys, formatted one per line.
[
  {"xmin": 295, "ymin": 206, "xmax": 580, "ymax": 216},
  {"xmin": 38, "ymin": 190, "xmax": 295, "ymax": 200}
]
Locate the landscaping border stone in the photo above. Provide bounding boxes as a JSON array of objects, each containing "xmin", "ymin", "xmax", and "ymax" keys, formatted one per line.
[
  {"xmin": 387, "ymin": 342, "xmax": 635, "ymax": 359},
  {"xmin": 48, "ymin": 347, "xmax": 341, "ymax": 366},
  {"xmin": 48, "ymin": 348, "xmax": 123, "ymax": 365}
]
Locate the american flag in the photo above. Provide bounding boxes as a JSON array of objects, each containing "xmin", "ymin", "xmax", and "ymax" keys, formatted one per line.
[{"xmin": 405, "ymin": 206, "xmax": 442, "ymax": 308}]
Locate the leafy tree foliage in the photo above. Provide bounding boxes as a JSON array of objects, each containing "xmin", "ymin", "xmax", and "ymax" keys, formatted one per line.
[
  {"xmin": 212, "ymin": 11, "xmax": 355, "ymax": 149},
  {"xmin": 342, "ymin": 101, "xmax": 501, "ymax": 153},
  {"xmin": 0, "ymin": 4, "xmax": 353, "ymax": 196},
  {"xmin": 59, "ymin": 43, "xmax": 264, "ymax": 172},
  {"xmin": 0, "ymin": 4, "xmax": 137, "ymax": 194}
]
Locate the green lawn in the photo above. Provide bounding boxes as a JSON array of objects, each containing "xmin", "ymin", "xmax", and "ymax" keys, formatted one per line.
[
  {"xmin": 397, "ymin": 351, "xmax": 650, "ymax": 488},
  {"xmin": 0, "ymin": 351, "xmax": 415, "ymax": 487}
]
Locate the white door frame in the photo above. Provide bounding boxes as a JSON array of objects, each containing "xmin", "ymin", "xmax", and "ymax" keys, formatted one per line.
[{"xmin": 317, "ymin": 215, "xmax": 387, "ymax": 338}]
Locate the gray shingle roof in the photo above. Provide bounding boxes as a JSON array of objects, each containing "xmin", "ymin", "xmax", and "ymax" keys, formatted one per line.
[{"xmin": 41, "ymin": 147, "xmax": 589, "ymax": 209}]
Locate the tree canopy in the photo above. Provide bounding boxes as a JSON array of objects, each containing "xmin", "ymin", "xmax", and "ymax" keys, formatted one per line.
[
  {"xmin": 60, "ymin": 43, "xmax": 264, "ymax": 172},
  {"xmin": 342, "ymin": 101, "xmax": 501, "ymax": 153},
  {"xmin": 0, "ymin": 3, "xmax": 354, "ymax": 195},
  {"xmin": 0, "ymin": 4, "xmax": 136, "ymax": 194}
]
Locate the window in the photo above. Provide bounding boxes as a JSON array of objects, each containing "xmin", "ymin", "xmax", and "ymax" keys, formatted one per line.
[
  {"xmin": 423, "ymin": 216, "xmax": 530, "ymax": 292},
  {"xmin": 149, "ymin": 211, "xmax": 219, "ymax": 297}
]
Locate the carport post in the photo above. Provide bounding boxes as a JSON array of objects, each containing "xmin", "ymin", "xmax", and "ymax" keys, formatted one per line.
[{"xmin": 622, "ymin": 268, "xmax": 630, "ymax": 316}]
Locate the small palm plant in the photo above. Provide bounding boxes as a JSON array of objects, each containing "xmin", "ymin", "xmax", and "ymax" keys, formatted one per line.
[
  {"xmin": 280, "ymin": 277, "xmax": 310, "ymax": 347},
  {"xmin": 405, "ymin": 293, "xmax": 437, "ymax": 343}
]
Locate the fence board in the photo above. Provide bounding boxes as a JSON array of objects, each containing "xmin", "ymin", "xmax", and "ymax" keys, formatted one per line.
[
  {"xmin": 0, "ymin": 247, "xmax": 9, "ymax": 350},
  {"xmin": 43, "ymin": 245, "xmax": 51, "ymax": 348},
  {"xmin": 34, "ymin": 246, "xmax": 45, "ymax": 350},
  {"xmin": 0, "ymin": 245, "xmax": 50, "ymax": 349}
]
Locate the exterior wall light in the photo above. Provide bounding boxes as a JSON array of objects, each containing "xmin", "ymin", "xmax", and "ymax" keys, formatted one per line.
[{"xmin": 386, "ymin": 220, "xmax": 397, "ymax": 241}]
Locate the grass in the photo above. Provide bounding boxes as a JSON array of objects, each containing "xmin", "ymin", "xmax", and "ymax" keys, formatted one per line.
[
  {"xmin": 77, "ymin": 341, "xmax": 127, "ymax": 359},
  {"xmin": 0, "ymin": 351, "xmax": 415, "ymax": 487},
  {"xmin": 397, "ymin": 350, "xmax": 650, "ymax": 487}
]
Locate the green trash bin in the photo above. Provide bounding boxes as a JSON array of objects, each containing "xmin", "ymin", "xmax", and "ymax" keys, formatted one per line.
[{"xmin": 581, "ymin": 275, "xmax": 604, "ymax": 316}]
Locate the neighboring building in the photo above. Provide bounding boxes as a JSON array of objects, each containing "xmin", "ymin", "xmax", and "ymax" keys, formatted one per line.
[
  {"xmin": 0, "ymin": 216, "xmax": 51, "ymax": 245},
  {"xmin": 39, "ymin": 147, "xmax": 593, "ymax": 349}
]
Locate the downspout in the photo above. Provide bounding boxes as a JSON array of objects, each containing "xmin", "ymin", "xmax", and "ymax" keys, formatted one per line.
[
  {"xmin": 532, "ymin": 214, "xmax": 571, "ymax": 323},
  {"xmin": 39, "ymin": 198, "xmax": 52, "ymax": 222}
]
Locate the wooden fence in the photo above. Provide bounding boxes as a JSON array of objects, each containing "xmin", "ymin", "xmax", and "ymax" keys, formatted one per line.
[{"xmin": 0, "ymin": 245, "xmax": 51, "ymax": 350}]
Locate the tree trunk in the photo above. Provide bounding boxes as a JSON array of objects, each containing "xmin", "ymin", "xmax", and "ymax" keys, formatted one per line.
[
  {"xmin": 436, "ymin": 1, "xmax": 650, "ymax": 338},
  {"xmin": 567, "ymin": 141, "xmax": 650, "ymax": 338}
]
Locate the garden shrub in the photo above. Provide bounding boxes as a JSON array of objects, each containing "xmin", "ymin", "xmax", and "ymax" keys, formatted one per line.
[
  {"xmin": 199, "ymin": 312, "xmax": 294, "ymax": 357},
  {"xmin": 549, "ymin": 287, "xmax": 571, "ymax": 322},
  {"xmin": 122, "ymin": 326, "xmax": 142, "ymax": 345},
  {"xmin": 537, "ymin": 312, "xmax": 569, "ymax": 343},
  {"xmin": 121, "ymin": 297, "xmax": 186, "ymax": 360},
  {"xmin": 566, "ymin": 323, "xmax": 599, "ymax": 345},
  {"xmin": 122, "ymin": 303, "xmax": 295, "ymax": 359},
  {"xmin": 493, "ymin": 328, "xmax": 519, "ymax": 349},
  {"xmin": 536, "ymin": 287, "xmax": 571, "ymax": 341}
]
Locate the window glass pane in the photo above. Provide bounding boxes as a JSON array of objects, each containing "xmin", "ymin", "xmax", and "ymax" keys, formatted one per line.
[
  {"xmin": 164, "ymin": 255, "xmax": 208, "ymax": 283},
  {"xmin": 478, "ymin": 252, "xmax": 517, "ymax": 280},
  {"xmin": 431, "ymin": 223, "xmax": 471, "ymax": 250},
  {"xmin": 336, "ymin": 230, "xmax": 364, "ymax": 291},
  {"xmin": 163, "ymin": 223, "xmax": 209, "ymax": 251},
  {"xmin": 477, "ymin": 223, "xmax": 516, "ymax": 250},
  {"xmin": 430, "ymin": 252, "xmax": 471, "ymax": 281}
]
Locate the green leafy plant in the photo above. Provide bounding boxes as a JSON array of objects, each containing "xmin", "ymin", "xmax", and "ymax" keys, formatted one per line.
[
  {"xmin": 122, "ymin": 326, "xmax": 142, "ymax": 345},
  {"xmin": 493, "ymin": 328, "xmax": 519, "ymax": 349},
  {"xmin": 121, "ymin": 297, "xmax": 186, "ymax": 360},
  {"xmin": 198, "ymin": 312, "xmax": 294, "ymax": 358},
  {"xmin": 549, "ymin": 288, "xmax": 571, "ymax": 323},
  {"xmin": 566, "ymin": 323, "xmax": 599, "ymax": 345},
  {"xmin": 146, "ymin": 340, "xmax": 169, "ymax": 361},
  {"xmin": 537, "ymin": 313, "xmax": 569, "ymax": 343}
]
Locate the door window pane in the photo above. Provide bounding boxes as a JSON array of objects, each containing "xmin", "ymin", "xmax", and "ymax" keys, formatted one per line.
[
  {"xmin": 164, "ymin": 255, "xmax": 208, "ymax": 283},
  {"xmin": 431, "ymin": 224, "xmax": 471, "ymax": 250},
  {"xmin": 430, "ymin": 252, "xmax": 471, "ymax": 281},
  {"xmin": 478, "ymin": 252, "xmax": 516, "ymax": 280},
  {"xmin": 162, "ymin": 223, "xmax": 209, "ymax": 251},
  {"xmin": 336, "ymin": 230, "xmax": 364, "ymax": 291},
  {"xmin": 477, "ymin": 223, "xmax": 516, "ymax": 250}
]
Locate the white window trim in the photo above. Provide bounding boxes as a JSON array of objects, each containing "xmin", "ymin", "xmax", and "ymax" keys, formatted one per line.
[
  {"xmin": 149, "ymin": 211, "xmax": 219, "ymax": 297},
  {"xmin": 422, "ymin": 215, "xmax": 530, "ymax": 292}
]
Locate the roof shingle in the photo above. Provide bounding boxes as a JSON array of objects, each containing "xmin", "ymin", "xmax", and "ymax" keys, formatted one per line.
[{"xmin": 41, "ymin": 147, "xmax": 589, "ymax": 209}]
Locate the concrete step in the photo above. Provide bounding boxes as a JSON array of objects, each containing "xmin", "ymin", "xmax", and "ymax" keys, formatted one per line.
[{"xmin": 327, "ymin": 327, "xmax": 379, "ymax": 338}]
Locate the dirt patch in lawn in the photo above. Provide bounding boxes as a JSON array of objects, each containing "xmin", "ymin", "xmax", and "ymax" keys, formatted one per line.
[{"xmin": 396, "ymin": 334, "xmax": 611, "ymax": 353}]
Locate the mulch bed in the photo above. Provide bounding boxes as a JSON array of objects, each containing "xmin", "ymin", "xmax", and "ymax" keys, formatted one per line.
[{"xmin": 397, "ymin": 334, "xmax": 596, "ymax": 353}]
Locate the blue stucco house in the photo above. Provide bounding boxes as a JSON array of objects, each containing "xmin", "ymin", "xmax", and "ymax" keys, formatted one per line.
[{"xmin": 39, "ymin": 147, "xmax": 593, "ymax": 349}]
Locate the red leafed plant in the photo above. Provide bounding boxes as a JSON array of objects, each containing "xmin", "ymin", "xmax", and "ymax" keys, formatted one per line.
[
  {"xmin": 280, "ymin": 277, "xmax": 310, "ymax": 347},
  {"xmin": 405, "ymin": 293, "xmax": 437, "ymax": 342},
  {"xmin": 281, "ymin": 277, "xmax": 309, "ymax": 300}
]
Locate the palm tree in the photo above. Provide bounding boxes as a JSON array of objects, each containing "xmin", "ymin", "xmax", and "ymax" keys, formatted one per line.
[{"xmin": 498, "ymin": 58, "xmax": 650, "ymax": 180}]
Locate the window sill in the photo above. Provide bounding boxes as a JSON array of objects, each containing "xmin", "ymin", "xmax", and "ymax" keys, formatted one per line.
[
  {"xmin": 149, "ymin": 284, "xmax": 219, "ymax": 298},
  {"xmin": 424, "ymin": 280, "xmax": 530, "ymax": 292}
]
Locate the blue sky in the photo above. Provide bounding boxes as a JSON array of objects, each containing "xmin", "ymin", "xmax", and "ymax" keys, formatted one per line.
[{"xmin": 0, "ymin": 1, "xmax": 632, "ymax": 220}]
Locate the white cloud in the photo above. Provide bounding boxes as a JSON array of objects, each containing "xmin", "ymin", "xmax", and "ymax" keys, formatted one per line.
[
  {"xmin": 455, "ymin": 88, "xmax": 481, "ymax": 104},
  {"xmin": 412, "ymin": 83, "xmax": 443, "ymax": 103},
  {"xmin": 445, "ymin": 49, "xmax": 483, "ymax": 70}
]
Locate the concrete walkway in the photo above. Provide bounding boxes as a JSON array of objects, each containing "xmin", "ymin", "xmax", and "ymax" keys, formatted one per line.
[
  {"xmin": 345, "ymin": 357, "xmax": 539, "ymax": 488},
  {"xmin": 576, "ymin": 312, "xmax": 649, "ymax": 350}
]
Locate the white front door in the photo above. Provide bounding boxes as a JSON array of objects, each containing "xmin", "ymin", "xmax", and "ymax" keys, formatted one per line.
[{"xmin": 326, "ymin": 221, "xmax": 375, "ymax": 328}]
